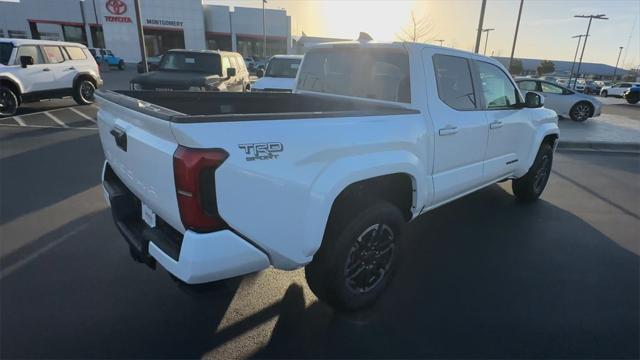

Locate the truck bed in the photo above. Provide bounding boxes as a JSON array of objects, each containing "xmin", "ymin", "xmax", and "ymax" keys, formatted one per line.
[{"xmin": 97, "ymin": 90, "xmax": 419, "ymax": 123}]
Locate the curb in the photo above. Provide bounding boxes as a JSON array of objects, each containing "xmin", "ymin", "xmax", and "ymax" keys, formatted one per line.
[{"xmin": 557, "ymin": 141, "xmax": 640, "ymax": 154}]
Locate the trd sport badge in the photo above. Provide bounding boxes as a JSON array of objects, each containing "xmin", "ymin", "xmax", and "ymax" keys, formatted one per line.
[{"xmin": 238, "ymin": 142, "xmax": 283, "ymax": 161}]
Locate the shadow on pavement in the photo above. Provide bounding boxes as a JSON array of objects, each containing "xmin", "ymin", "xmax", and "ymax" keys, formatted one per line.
[
  {"xmin": 1, "ymin": 186, "xmax": 638, "ymax": 358},
  {"xmin": 0, "ymin": 209, "xmax": 241, "ymax": 359},
  {"xmin": 0, "ymin": 131, "xmax": 103, "ymax": 225},
  {"xmin": 253, "ymin": 185, "xmax": 639, "ymax": 359}
]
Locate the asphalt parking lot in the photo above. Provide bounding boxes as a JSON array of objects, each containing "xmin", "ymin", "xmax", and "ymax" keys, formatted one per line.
[{"xmin": 0, "ymin": 117, "xmax": 638, "ymax": 358}]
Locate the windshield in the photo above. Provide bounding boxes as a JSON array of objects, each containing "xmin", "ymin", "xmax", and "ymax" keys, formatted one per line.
[
  {"xmin": 297, "ymin": 47, "xmax": 411, "ymax": 103},
  {"xmin": 159, "ymin": 52, "xmax": 222, "ymax": 74},
  {"xmin": 0, "ymin": 42, "xmax": 13, "ymax": 65},
  {"xmin": 265, "ymin": 58, "xmax": 301, "ymax": 78}
]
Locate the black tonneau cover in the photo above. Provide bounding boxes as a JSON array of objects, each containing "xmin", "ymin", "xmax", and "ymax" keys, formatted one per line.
[{"xmin": 96, "ymin": 90, "xmax": 419, "ymax": 123}]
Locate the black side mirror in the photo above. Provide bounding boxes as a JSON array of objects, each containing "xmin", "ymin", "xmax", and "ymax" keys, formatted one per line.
[
  {"xmin": 524, "ymin": 91, "xmax": 544, "ymax": 108},
  {"xmin": 256, "ymin": 68, "xmax": 264, "ymax": 78},
  {"xmin": 20, "ymin": 55, "xmax": 34, "ymax": 68},
  {"xmin": 226, "ymin": 67, "xmax": 236, "ymax": 78}
]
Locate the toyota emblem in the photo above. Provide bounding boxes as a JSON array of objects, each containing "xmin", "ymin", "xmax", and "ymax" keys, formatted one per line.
[{"xmin": 106, "ymin": 0, "xmax": 127, "ymax": 15}]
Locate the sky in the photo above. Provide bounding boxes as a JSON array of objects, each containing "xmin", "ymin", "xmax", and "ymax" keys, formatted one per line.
[{"xmin": 207, "ymin": 0, "xmax": 640, "ymax": 69}]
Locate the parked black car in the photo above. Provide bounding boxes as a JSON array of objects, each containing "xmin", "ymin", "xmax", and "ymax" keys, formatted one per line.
[
  {"xmin": 136, "ymin": 55, "xmax": 163, "ymax": 73},
  {"xmin": 129, "ymin": 50, "xmax": 250, "ymax": 92}
]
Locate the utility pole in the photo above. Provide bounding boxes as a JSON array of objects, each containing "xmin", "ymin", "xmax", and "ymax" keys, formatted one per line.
[
  {"xmin": 482, "ymin": 28, "xmax": 495, "ymax": 56},
  {"xmin": 134, "ymin": 0, "xmax": 148, "ymax": 73},
  {"xmin": 612, "ymin": 46, "xmax": 623, "ymax": 81},
  {"xmin": 262, "ymin": 0, "xmax": 267, "ymax": 58},
  {"xmin": 568, "ymin": 34, "xmax": 586, "ymax": 85},
  {"xmin": 474, "ymin": 0, "xmax": 487, "ymax": 53},
  {"xmin": 573, "ymin": 14, "xmax": 608, "ymax": 89},
  {"xmin": 508, "ymin": 0, "xmax": 524, "ymax": 71},
  {"xmin": 434, "ymin": 39, "xmax": 444, "ymax": 46}
]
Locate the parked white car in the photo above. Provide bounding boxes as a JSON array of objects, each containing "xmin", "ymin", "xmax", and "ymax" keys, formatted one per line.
[
  {"xmin": 0, "ymin": 38, "xmax": 102, "ymax": 117},
  {"xmin": 516, "ymin": 78, "xmax": 601, "ymax": 122},
  {"xmin": 252, "ymin": 55, "xmax": 303, "ymax": 92},
  {"xmin": 600, "ymin": 82, "xmax": 640, "ymax": 97},
  {"xmin": 97, "ymin": 41, "xmax": 558, "ymax": 310}
]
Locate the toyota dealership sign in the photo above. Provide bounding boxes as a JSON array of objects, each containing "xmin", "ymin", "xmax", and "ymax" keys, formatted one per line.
[{"xmin": 104, "ymin": 0, "xmax": 132, "ymax": 23}]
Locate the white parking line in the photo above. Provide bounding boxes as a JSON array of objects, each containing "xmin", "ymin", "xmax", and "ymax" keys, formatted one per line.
[
  {"xmin": 13, "ymin": 115, "xmax": 26, "ymax": 126},
  {"xmin": 44, "ymin": 111, "xmax": 69, "ymax": 128},
  {"xmin": 70, "ymin": 107, "xmax": 97, "ymax": 122},
  {"xmin": 0, "ymin": 122, "xmax": 97, "ymax": 131}
]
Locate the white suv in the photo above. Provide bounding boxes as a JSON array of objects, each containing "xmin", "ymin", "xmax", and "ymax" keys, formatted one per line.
[{"xmin": 0, "ymin": 38, "xmax": 102, "ymax": 117}]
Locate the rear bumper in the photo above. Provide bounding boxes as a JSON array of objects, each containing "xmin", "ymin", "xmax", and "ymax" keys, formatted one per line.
[{"xmin": 101, "ymin": 161, "xmax": 270, "ymax": 284}]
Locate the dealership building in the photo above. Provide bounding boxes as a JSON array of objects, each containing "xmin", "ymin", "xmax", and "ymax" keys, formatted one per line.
[{"xmin": 0, "ymin": 0, "xmax": 292, "ymax": 62}]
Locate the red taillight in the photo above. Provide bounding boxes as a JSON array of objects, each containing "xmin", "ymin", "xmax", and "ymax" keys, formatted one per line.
[{"xmin": 173, "ymin": 146, "xmax": 229, "ymax": 233}]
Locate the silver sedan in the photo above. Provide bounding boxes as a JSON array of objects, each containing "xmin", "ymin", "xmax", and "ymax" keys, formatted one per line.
[{"xmin": 516, "ymin": 79, "xmax": 602, "ymax": 122}]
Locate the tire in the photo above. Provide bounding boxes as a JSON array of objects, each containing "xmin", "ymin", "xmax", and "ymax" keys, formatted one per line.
[
  {"xmin": 627, "ymin": 98, "xmax": 639, "ymax": 104},
  {"xmin": 569, "ymin": 101, "xmax": 593, "ymax": 122},
  {"xmin": 305, "ymin": 197, "xmax": 405, "ymax": 311},
  {"xmin": 0, "ymin": 86, "xmax": 19, "ymax": 117},
  {"xmin": 512, "ymin": 142, "xmax": 554, "ymax": 202},
  {"xmin": 118, "ymin": 60, "xmax": 125, "ymax": 70},
  {"xmin": 73, "ymin": 79, "xmax": 96, "ymax": 105},
  {"xmin": 601, "ymin": 90, "xmax": 608, "ymax": 97}
]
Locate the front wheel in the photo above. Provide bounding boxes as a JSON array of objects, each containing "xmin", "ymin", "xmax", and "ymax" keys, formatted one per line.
[
  {"xmin": 627, "ymin": 98, "xmax": 639, "ymax": 104},
  {"xmin": 512, "ymin": 142, "xmax": 554, "ymax": 202},
  {"xmin": 305, "ymin": 198, "xmax": 405, "ymax": 311},
  {"xmin": 73, "ymin": 80, "xmax": 95, "ymax": 105},
  {"xmin": 0, "ymin": 86, "xmax": 19, "ymax": 117},
  {"xmin": 569, "ymin": 102, "xmax": 592, "ymax": 122},
  {"xmin": 601, "ymin": 90, "xmax": 608, "ymax": 97},
  {"xmin": 118, "ymin": 60, "xmax": 125, "ymax": 70}
]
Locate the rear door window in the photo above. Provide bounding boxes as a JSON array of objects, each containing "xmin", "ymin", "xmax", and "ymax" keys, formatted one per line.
[
  {"xmin": 297, "ymin": 47, "xmax": 411, "ymax": 103},
  {"xmin": 42, "ymin": 46, "xmax": 65, "ymax": 63},
  {"xmin": 432, "ymin": 54, "xmax": 476, "ymax": 110}
]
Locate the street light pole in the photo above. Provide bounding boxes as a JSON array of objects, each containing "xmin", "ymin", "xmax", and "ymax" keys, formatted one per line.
[
  {"xmin": 133, "ymin": 0, "xmax": 148, "ymax": 73},
  {"xmin": 568, "ymin": 34, "xmax": 586, "ymax": 86},
  {"xmin": 435, "ymin": 39, "xmax": 444, "ymax": 46},
  {"xmin": 508, "ymin": 0, "xmax": 524, "ymax": 71},
  {"xmin": 573, "ymin": 14, "xmax": 608, "ymax": 89},
  {"xmin": 612, "ymin": 46, "xmax": 623, "ymax": 81},
  {"xmin": 474, "ymin": 0, "xmax": 487, "ymax": 53},
  {"xmin": 482, "ymin": 28, "xmax": 495, "ymax": 56},
  {"xmin": 262, "ymin": 0, "xmax": 267, "ymax": 58}
]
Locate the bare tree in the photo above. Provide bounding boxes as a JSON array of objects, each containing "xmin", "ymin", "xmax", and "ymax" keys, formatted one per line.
[{"xmin": 396, "ymin": 11, "xmax": 435, "ymax": 43}]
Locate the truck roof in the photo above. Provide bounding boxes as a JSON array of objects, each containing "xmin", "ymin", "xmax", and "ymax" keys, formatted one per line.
[
  {"xmin": 0, "ymin": 37, "xmax": 87, "ymax": 48},
  {"xmin": 310, "ymin": 40, "xmax": 507, "ymax": 70}
]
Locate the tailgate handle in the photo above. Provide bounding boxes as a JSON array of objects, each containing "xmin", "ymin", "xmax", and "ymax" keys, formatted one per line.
[{"xmin": 110, "ymin": 127, "xmax": 127, "ymax": 152}]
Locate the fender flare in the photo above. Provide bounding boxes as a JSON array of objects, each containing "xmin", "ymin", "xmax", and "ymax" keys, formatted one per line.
[
  {"xmin": 72, "ymin": 72, "xmax": 99, "ymax": 87},
  {"xmin": 299, "ymin": 150, "xmax": 427, "ymax": 259},
  {"xmin": 0, "ymin": 75, "xmax": 24, "ymax": 97},
  {"xmin": 519, "ymin": 123, "xmax": 559, "ymax": 176}
]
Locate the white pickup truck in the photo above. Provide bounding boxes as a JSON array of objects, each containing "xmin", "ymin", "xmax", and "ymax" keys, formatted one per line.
[{"xmin": 97, "ymin": 41, "xmax": 559, "ymax": 310}]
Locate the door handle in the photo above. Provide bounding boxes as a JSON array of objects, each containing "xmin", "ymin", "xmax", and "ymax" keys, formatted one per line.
[
  {"xmin": 110, "ymin": 127, "xmax": 127, "ymax": 151},
  {"xmin": 67, "ymin": 66, "xmax": 76, "ymax": 70},
  {"xmin": 490, "ymin": 120, "xmax": 503, "ymax": 129},
  {"xmin": 42, "ymin": 68, "xmax": 50, "ymax": 72},
  {"xmin": 438, "ymin": 125, "xmax": 459, "ymax": 136}
]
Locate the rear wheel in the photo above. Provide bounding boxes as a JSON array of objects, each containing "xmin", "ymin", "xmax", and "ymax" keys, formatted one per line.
[
  {"xmin": 118, "ymin": 60, "xmax": 125, "ymax": 70},
  {"xmin": 73, "ymin": 79, "xmax": 96, "ymax": 105},
  {"xmin": 305, "ymin": 197, "xmax": 405, "ymax": 311},
  {"xmin": 569, "ymin": 101, "xmax": 592, "ymax": 122},
  {"xmin": 601, "ymin": 90, "xmax": 608, "ymax": 97},
  {"xmin": 512, "ymin": 142, "xmax": 554, "ymax": 202},
  {"xmin": 627, "ymin": 98, "xmax": 639, "ymax": 104},
  {"xmin": 0, "ymin": 86, "xmax": 19, "ymax": 117}
]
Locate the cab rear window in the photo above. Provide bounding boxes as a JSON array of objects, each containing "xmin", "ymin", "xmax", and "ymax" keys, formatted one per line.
[{"xmin": 297, "ymin": 47, "xmax": 411, "ymax": 103}]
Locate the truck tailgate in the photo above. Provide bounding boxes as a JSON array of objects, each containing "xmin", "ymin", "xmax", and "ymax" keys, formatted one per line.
[{"xmin": 97, "ymin": 92, "xmax": 185, "ymax": 233}]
